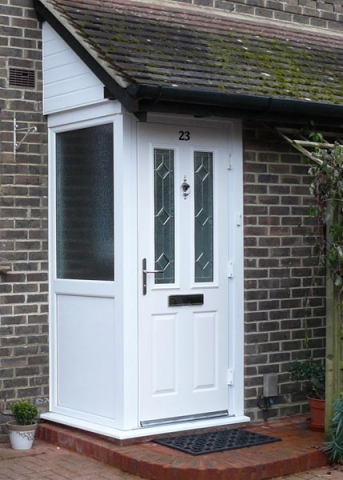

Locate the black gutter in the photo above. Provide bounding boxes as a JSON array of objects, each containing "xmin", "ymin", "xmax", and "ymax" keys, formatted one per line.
[
  {"xmin": 127, "ymin": 85, "xmax": 343, "ymax": 121},
  {"xmin": 33, "ymin": 0, "xmax": 138, "ymax": 113}
]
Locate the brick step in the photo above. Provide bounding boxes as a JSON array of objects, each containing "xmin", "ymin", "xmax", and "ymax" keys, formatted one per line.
[{"xmin": 37, "ymin": 415, "xmax": 328, "ymax": 480}]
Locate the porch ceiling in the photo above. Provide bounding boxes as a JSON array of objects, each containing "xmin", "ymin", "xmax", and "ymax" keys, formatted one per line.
[{"xmin": 34, "ymin": 0, "xmax": 343, "ymax": 121}]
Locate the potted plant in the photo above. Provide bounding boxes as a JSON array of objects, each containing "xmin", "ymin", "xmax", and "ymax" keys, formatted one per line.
[
  {"xmin": 289, "ymin": 358, "xmax": 325, "ymax": 431},
  {"xmin": 6, "ymin": 400, "xmax": 38, "ymax": 450}
]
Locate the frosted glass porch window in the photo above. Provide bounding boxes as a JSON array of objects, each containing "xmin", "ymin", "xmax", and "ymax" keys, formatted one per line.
[
  {"xmin": 56, "ymin": 124, "xmax": 114, "ymax": 281},
  {"xmin": 194, "ymin": 151, "xmax": 214, "ymax": 283},
  {"xmin": 154, "ymin": 149, "xmax": 175, "ymax": 284}
]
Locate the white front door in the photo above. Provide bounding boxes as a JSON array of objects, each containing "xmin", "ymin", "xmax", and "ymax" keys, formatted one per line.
[{"xmin": 138, "ymin": 123, "xmax": 231, "ymax": 425}]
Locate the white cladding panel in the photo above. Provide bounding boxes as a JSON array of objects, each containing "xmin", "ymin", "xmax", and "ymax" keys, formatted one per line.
[
  {"xmin": 57, "ymin": 294, "xmax": 116, "ymax": 420},
  {"xmin": 42, "ymin": 23, "xmax": 104, "ymax": 114}
]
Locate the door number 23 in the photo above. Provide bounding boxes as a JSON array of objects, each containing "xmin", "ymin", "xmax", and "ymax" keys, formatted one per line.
[{"xmin": 179, "ymin": 131, "xmax": 190, "ymax": 141}]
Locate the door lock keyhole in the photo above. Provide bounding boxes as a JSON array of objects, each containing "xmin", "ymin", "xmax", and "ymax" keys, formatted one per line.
[{"xmin": 181, "ymin": 176, "xmax": 190, "ymax": 199}]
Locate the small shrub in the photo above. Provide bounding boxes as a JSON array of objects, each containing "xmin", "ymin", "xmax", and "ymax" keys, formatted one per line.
[
  {"xmin": 289, "ymin": 358, "xmax": 325, "ymax": 400},
  {"xmin": 11, "ymin": 400, "xmax": 38, "ymax": 426}
]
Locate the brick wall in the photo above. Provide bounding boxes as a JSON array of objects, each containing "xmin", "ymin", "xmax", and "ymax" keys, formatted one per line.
[
  {"xmin": 0, "ymin": 0, "xmax": 48, "ymax": 426},
  {"xmin": 175, "ymin": 0, "xmax": 343, "ymax": 30},
  {"xmin": 242, "ymin": 123, "xmax": 326, "ymax": 421}
]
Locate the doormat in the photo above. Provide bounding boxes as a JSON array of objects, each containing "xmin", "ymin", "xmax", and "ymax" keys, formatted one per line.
[{"xmin": 153, "ymin": 429, "xmax": 281, "ymax": 455}]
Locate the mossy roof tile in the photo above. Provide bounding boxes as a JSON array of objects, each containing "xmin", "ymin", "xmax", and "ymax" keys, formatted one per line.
[{"xmin": 39, "ymin": 0, "xmax": 343, "ymax": 105}]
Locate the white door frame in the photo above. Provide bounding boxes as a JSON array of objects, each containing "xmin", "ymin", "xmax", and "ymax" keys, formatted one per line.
[{"xmin": 138, "ymin": 114, "xmax": 246, "ymax": 427}]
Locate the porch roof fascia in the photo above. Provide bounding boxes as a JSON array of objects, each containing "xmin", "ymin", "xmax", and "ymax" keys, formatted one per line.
[{"xmin": 34, "ymin": 0, "xmax": 343, "ymax": 124}]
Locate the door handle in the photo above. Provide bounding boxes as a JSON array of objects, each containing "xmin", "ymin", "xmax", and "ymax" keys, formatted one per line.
[
  {"xmin": 143, "ymin": 269, "xmax": 164, "ymax": 274},
  {"xmin": 142, "ymin": 258, "xmax": 164, "ymax": 295}
]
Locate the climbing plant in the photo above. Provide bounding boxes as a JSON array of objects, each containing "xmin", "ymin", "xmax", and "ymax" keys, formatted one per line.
[
  {"xmin": 279, "ymin": 127, "xmax": 343, "ymax": 439},
  {"xmin": 305, "ymin": 132, "xmax": 343, "ymax": 439},
  {"xmin": 307, "ymin": 133, "xmax": 343, "ymax": 298}
]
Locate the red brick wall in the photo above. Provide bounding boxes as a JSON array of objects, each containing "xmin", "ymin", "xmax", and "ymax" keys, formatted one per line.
[{"xmin": 0, "ymin": 0, "xmax": 48, "ymax": 423}]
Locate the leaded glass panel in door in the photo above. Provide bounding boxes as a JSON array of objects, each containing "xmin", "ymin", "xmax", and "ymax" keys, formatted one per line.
[
  {"xmin": 194, "ymin": 151, "xmax": 214, "ymax": 283},
  {"xmin": 154, "ymin": 149, "xmax": 175, "ymax": 284}
]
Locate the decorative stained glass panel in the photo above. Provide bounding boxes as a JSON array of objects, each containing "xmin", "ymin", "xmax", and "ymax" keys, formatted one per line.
[
  {"xmin": 194, "ymin": 152, "xmax": 213, "ymax": 283},
  {"xmin": 154, "ymin": 149, "xmax": 175, "ymax": 284}
]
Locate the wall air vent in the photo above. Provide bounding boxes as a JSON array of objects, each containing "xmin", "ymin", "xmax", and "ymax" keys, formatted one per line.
[{"xmin": 9, "ymin": 68, "xmax": 35, "ymax": 88}]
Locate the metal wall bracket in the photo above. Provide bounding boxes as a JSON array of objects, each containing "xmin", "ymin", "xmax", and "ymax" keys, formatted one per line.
[{"xmin": 13, "ymin": 116, "xmax": 37, "ymax": 153}]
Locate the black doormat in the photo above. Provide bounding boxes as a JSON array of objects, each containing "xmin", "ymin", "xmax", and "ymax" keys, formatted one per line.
[{"xmin": 154, "ymin": 429, "xmax": 281, "ymax": 456}]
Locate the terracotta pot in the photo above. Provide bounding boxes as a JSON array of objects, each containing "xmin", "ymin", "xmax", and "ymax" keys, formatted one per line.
[
  {"xmin": 307, "ymin": 396, "xmax": 325, "ymax": 432},
  {"xmin": 6, "ymin": 421, "xmax": 37, "ymax": 450}
]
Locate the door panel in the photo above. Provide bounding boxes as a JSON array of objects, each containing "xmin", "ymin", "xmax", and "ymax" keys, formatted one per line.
[
  {"xmin": 138, "ymin": 123, "xmax": 229, "ymax": 424},
  {"xmin": 152, "ymin": 313, "xmax": 177, "ymax": 395},
  {"xmin": 193, "ymin": 311, "xmax": 217, "ymax": 390}
]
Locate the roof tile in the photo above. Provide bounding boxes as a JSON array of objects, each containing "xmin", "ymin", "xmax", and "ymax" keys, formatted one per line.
[{"xmin": 41, "ymin": 0, "xmax": 343, "ymax": 105}]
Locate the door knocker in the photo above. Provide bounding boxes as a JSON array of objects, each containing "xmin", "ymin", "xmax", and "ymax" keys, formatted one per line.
[{"xmin": 181, "ymin": 176, "xmax": 190, "ymax": 199}]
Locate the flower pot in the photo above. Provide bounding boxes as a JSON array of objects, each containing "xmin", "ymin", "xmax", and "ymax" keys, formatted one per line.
[
  {"xmin": 6, "ymin": 421, "xmax": 37, "ymax": 450},
  {"xmin": 307, "ymin": 397, "xmax": 325, "ymax": 432}
]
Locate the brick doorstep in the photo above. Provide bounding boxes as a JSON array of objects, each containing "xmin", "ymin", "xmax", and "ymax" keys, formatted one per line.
[{"xmin": 36, "ymin": 415, "xmax": 328, "ymax": 480}]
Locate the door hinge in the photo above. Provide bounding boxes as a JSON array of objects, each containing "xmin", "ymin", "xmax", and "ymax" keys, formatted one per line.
[
  {"xmin": 227, "ymin": 152, "xmax": 232, "ymax": 170},
  {"xmin": 236, "ymin": 212, "xmax": 242, "ymax": 226},
  {"xmin": 227, "ymin": 369, "xmax": 234, "ymax": 386},
  {"xmin": 228, "ymin": 261, "xmax": 234, "ymax": 278}
]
